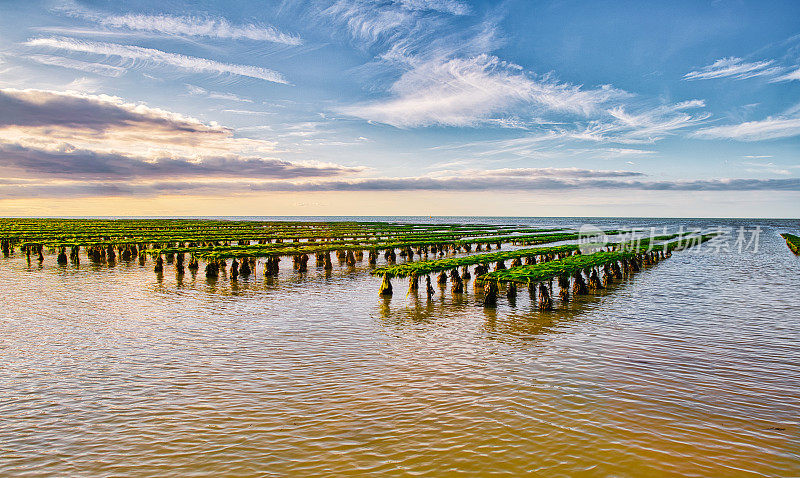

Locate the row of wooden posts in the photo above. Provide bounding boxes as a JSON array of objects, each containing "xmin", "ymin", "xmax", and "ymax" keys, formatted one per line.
[
  {"xmin": 9, "ymin": 240, "xmax": 505, "ymax": 277},
  {"xmin": 378, "ymin": 249, "xmax": 670, "ymax": 310}
]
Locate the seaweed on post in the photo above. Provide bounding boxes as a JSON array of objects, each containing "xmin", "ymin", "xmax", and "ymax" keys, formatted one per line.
[{"xmin": 782, "ymin": 233, "xmax": 800, "ymax": 254}]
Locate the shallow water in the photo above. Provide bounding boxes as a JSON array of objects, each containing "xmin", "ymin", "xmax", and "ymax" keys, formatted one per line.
[{"xmin": 1, "ymin": 217, "xmax": 799, "ymax": 477}]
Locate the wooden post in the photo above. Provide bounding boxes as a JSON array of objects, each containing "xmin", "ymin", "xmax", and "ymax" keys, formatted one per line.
[
  {"xmin": 538, "ymin": 283, "xmax": 552, "ymax": 310},
  {"xmin": 176, "ymin": 252, "xmax": 185, "ymax": 275},
  {"xmin": 573, "ymin": 272, "xmax": 588, "ymax": 295},
  {"xmin": 506, "ymin": 281, "xmax": 517, "ymax": 300},
  {"xmin": 483, "ymin": 281, "xmax": 498, "ymax": 307},
  {"xmin": 230, "ymin": 258, "xmax": 239, "ymax": 279},
  {"xmin": 240, "ymin": 257, "xmax": 251, "ymax": 276},
  {"xmin": 588, "ymin": 268, "xmax": 603, "ymax": 289},
  {"xmin": 602, "ymin": 265, "xmax": 613, "ymax": 287},
  {"xmin": 379, "ymin": 274, "xmax": 393, "ymax": 296},
  {"xmin": 205, "ymin": 259, "xmax": 218, "ymax": 278},
  {"xmin": 451, "ymin": 268, "xmax": 464, "ymax": 293},
  {"xmin": 558, "ymin": 275, "xmax": 570, "ymax": 301},
  {"xmin": 408, "ymin": 272, "xmax": 419, "ymax": 293}
]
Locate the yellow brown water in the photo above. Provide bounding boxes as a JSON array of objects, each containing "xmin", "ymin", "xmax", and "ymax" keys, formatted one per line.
[{"xmin": 1, "ymin": 217, "xmax": 799, "ymax": 476}]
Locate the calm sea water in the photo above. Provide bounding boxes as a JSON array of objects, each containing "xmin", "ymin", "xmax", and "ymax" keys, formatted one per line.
[{"xmin": 1, "ymin": 217, "xmax": 799, "ymax": 477}]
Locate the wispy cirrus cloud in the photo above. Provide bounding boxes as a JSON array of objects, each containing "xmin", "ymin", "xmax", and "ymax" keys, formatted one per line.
[
  {"xmin": 25, "ymin": 37, "xmax": 289, "ymax": 84},
  {"xmin": 397, "ymin": 0, "xmax": 471, "ymax": 15},
  {"xmin": 321, "ymin": 0, "xmax": 467, "ymax": 47},
  {"xmin": 185, "ymin": 84, "xmax": 252, "ymax": 103},
  {"xmin": 97, "ymin": 14, "xmax": 301, "ymax": 45},
  {"xmin": 339, "ymin": 54, "xmax": 630, "ymax": 127},
  {"xmin": 323, "ymin": 0, "xmax": 415, "ymax": 45},
  {"xmin": 683, "ymin": 57, "xmax": 783, "ymax": 80},
  {"xmin": 54, "ymin": 1, "xmax": 301, "ymax": 45},
  {"xmin": 324, "ymin": 0, "xmax": 708, "ymax": 139},
  {"xmin": 594, "ymin": 148, "xmax": 657, "ymax": 159},
  {"xmin": 428, "ymin": 98, "xmax": 707, "ymax": 160},
  {"xmin": 742, "ymin": 160, "xmax": 799, "ymax": 176},
  {"xmin": 693, "ymin": 116, "xmax": 800, "ymax": 141},
  {"xmin": 774, "ymin": 68, "xmax": 800, "ymax": 82},
  {"xmin": 428, "ymin": 167, "xmax": 644, "ymax": 179},
  {"xmin": 605, "ymin": 99, "xmax": 710, "ymax": 141},
  {"xmin": 27, "ymin": 54, "xmax": 127, "ymax": 77},
  {"xmin": 693, "ymin": 101, "xmax": 800, "ymax": 141},
  {"xmin": 683, "ymin": 56, "xmax": 800, "ymax": 83}
]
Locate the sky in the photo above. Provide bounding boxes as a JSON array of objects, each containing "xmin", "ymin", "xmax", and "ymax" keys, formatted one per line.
[{"xmin": 0, "ymin": 0, "xmax": 799, "ymax": 217}]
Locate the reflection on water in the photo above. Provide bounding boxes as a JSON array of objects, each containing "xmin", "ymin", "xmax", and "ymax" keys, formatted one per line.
[{"xmin": 1, "ymin": 217, "xmax": 799, "ymax": 476}]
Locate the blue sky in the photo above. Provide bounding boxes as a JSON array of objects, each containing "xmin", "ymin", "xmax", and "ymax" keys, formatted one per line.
[{"xmin": 0, "ymin": 0, "xmax": 798, "ymax": 216}]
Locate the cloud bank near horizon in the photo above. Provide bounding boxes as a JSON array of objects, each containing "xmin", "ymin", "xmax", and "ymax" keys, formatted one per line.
[{"xmin": 0, "ymin": 88, "xmax": 359, "ymax": 182}]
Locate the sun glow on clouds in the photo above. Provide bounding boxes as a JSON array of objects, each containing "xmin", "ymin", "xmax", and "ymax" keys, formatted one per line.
[{"xmin": 0, "ymin": 88, "xmax": 358, "ymax": 182}]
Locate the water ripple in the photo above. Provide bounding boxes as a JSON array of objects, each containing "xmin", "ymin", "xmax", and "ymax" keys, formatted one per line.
[{"xmin": 1, "ymin": 218, "xmax": 799, "ymax": 476}]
